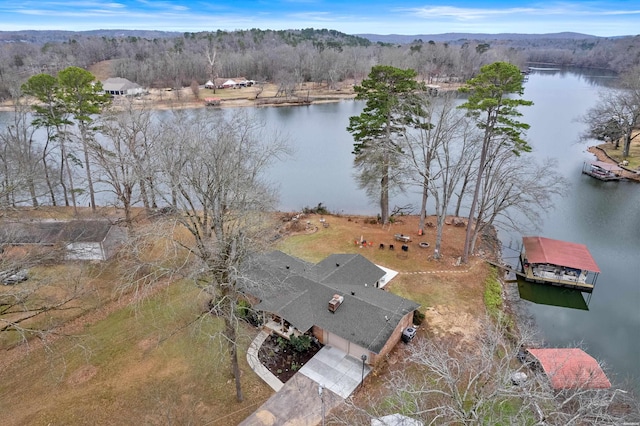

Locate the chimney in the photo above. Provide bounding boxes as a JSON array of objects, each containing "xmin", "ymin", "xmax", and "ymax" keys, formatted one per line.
[{"xmin": 328, "ymin": 294, "xmax": 344, "ymax": 313}]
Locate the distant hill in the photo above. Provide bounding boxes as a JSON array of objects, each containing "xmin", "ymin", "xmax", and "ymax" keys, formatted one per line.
[
  {"xmin": 0, "ymin": 29, "xmax": 609, "ymax": 46},
  {"xmin": 0, "ymin": 29, "xmax": 181, "ymax": 44},
  {"xmin": 356, "ymin": 32, "xmax": 603, "ymax": 44}
]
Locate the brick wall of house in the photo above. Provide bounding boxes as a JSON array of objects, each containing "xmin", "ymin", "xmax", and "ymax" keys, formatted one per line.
[{"xmin": 369, "ymin": 310, "xmax": 415, "ymax": 365}]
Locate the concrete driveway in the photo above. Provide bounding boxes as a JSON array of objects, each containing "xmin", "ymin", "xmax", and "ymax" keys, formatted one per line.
[
  {"xmin": 298, "ymin": 345, "xmax": 371, "ymax": 399},
  {"xmin": 240, "ymin": 345, "xmax": 371, "ymax": 425}
]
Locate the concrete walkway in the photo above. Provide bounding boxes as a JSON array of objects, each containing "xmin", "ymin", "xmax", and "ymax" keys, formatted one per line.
[{"xmin": 246, "ymin": 329, "xmax": 284, "ymax": 392}]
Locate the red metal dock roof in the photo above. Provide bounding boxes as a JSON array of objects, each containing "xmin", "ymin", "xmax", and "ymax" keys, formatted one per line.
[
  {"xmin": 522, "ymin": 236, "xmax": 600, "ymax": 273},
  {"xmin": 527, "ymin": 348, "xmax": 611, "ymax": 390}
]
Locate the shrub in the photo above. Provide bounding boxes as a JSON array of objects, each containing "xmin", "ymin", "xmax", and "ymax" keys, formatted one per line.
[
  {"xmin": 277, "ymin": 336, "xmax": 289, "ymax": 350},
  {"xmin": 412, "ymin": 309, "xmax": 425, "ymax": 326},
  {"xmin": 236, "ymin": 299, "xmax": 251, "ymax": 319},
  {"xmin": 484, "ymin": 267, "xmax": 503, "ymax": 319},
  {"xmin": 289, "ymin": 334, "xmax": 312, "ymax": 352},
  {"xmin": 303, "ymin": 202, "xmax": 329, "ymax": 215}
]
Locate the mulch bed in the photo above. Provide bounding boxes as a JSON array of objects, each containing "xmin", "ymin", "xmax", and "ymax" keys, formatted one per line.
[{"xmin": 257, "ymin": 334, "xmax": 322, "ymax": 382}]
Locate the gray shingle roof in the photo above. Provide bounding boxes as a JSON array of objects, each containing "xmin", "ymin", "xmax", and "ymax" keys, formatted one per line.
[
  {"xmin": 312, "ymin": 253, "xmax": 386, "ymax": 286},
  {"xmin": 102, "ymin": 77, "xmax": 141, "ymax": 92},
  {"xmin": 0, "ymin": 220, "xmax": 113, "ymax": 244},
  {"xmin": 248, "ymin": 251, "xmax": 419, "ymax": 354}
]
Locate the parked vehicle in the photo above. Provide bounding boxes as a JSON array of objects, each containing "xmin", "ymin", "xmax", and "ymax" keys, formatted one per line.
[{"xmin": 1, "ymin": 269, "xmax": 28, "ymax": 285}]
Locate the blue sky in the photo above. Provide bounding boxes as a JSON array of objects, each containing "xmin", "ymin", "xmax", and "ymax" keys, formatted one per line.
[{"xmin": 1, "ymin": 0, "xmax": 638, "ymax": 36}]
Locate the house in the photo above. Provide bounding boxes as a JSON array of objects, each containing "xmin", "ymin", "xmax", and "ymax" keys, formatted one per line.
[
  {"xmin": 101, "ymin": 77, "xmax": 145, "ymax": 96},
  {"xmin": 526, "ymin": 348, "xmax": 611, "ymax": 390},
  {"xmin": 204, "ymin": 80, "xmax": 215, "ymax": 89},
  {"xmin": 242, "ymin": 251, "xmax": 419, "ymax": 365},
  {"xmin": 215, "ymin": 77, "xmax": 255, "ymax": 89},
  {"xmin": 0, "ymin": 220, "xmax": 127, "ymax": 261}
]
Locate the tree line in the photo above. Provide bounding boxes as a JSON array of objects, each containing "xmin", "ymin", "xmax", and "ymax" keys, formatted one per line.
[{"xmin": 1, "ymin": 29, "xmax": 639, "ymax": 100}]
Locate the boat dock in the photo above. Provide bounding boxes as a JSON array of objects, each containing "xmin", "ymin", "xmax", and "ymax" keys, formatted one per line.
[
  {"xmin": 582, "ymin": 161, "xmax": 624, "ymax": 181},
  {"xmin": 519, "ymin": 260, "xmax": 595, "ymax": 292},
  {"xmin": 519, "ymin": 236, "xmax": 599, "ymax": 293},
  {"xmin": 485, "ymin": 258, "xmax": 596, "ymax": 292}
]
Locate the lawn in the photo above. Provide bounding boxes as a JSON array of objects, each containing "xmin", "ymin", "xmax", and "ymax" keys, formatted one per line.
[
  {"xmin": 0, "ymin": 279, "xmax": 272, "ymax": 425},
  {"xmin": 275, "ymin": 213, "xmax": 491, "ymax": 341},
  {"xmin": 1, "ymin": 209, "xmax": 492, "ymax": 425},
  {"xmin": 597, "ymin": 132, "xmax": 640, "ymax": 171}
]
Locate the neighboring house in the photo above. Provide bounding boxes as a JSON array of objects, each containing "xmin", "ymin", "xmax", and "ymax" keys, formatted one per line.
[
  {"xmin": 204, "ymin": 80, "xmax": 215, "ymax": 89},
  {"xmin": 102, "ymin": 77, "xmax": 145, "ymax": 96},
  {"xmin": 0, "ymin": 220, "xmax": 127, "ymax": 261},
  {"xmin": 215, "ymin": 77, "xmax": 255, "ymax": 89},
  {"xmin": 242, "ymin": 251, "xmax": 419, "ymax": 365},
  {"xmin": 221, "ymin": 79, "xmax": 239, "ymax": 88}
]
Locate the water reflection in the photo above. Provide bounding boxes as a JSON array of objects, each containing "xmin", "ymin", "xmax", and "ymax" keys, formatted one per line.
[{"xmin": 517, "ymin": 280, "xmax": 589, "ymax": 311}]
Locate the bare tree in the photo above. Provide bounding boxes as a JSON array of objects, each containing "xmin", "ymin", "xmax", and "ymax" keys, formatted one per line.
[
  {"xmin": 205, "ymin": 39, "xmax": 219, "ymax": 94},
  {"xmin": 582, "ymin": 66, "xmax": 640, "ymax": 158},
  {"xmin": 427, "ymin": 99, "xmax": 480, "ymax": 259},
  {"xmin": 471, "ymin": 153, "xmax": 568, "ymax": 254},
  {"xmin": 0, "ymin": 235, "xmax": 85, "ymax": 348},
  {"xmin": 332, "ymin": 317, "xmax": 639, "ymax": 425},
  {"xmin": 0, "ymin": 98, "xmax": 51, "ymax": 207},
  {"xmin": 152, "ymin": 109, "xmax": 289, "ymax": 402},
  {"xmin": 400, "ymin": 92, "xmax": 479, "ymax": 247},
  {"xmin": 93, "ymin": 101, "xmax": 158, "ymax": 229}
]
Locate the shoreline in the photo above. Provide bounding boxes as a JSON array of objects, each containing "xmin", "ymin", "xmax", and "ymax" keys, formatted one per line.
[
  {"xmin": 588, "ymin": 145, "xmax": 640, "ymax": 182},
  {"xmin": 0, "ymin": 81, "xmax": 464, "ymax": 113}
]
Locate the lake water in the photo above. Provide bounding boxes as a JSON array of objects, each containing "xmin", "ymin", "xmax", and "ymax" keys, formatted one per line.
[{"xmin": 252, "ymin": 69, "xmax": 640, "ymax": 391}]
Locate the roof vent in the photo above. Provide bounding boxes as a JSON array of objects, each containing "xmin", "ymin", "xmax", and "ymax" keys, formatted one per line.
[
  {"xmin": 328, "ymin": 294, "xmax": 344, "ymax": 313},
  {"xmin": 336, "ymin": 263, "xmax": 340, "ymax": 267}
]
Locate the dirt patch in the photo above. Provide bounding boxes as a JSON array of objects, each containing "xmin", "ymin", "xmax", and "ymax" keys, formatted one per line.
[{"xmin": 423, "ymin": 305, "xmax": 481, "ymax": 343}]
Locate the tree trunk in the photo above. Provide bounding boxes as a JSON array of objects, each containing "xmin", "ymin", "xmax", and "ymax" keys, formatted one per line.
[
  {"xmin": 42, "ymin": 138, "xmax": 57, "ymax": 206},
  {"xmin": 139, "ymin": 179, "xmax": 150, "ymax": 209},
  {"xmin": 28, "ymin": 177, "xmax": 38, "ymax": 207},
  {"xmin": 435, "ymin": 210, "xmax": 444, "ymax": 259},
  {"xmin": 462, "ymin": 134, "xmax": 489, "ymax": 264},
  {"xmin": 61, "ymin": 139, "xmax": 77, "ymax": 211},
  {"xmin": 227, "ymin": 319, "xmax": 243, "ymax": 403},
  {"xmin": 380, "ymin": 170, "xmax": 389, "ymax": 225},
  {"xmin": 79, "ymin": 126, "xmax": 96, "ymax": 211},
  {"xmin": 455, "ymin": 168, "xmax": 471, "ymax": 218},
  {"xmin": 418, "ymin": 175, "xmax": 428, "ymax": 234},
  {"xmin": 623, "ymin": 133, "xmax": 631, "ymax": 157}
]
